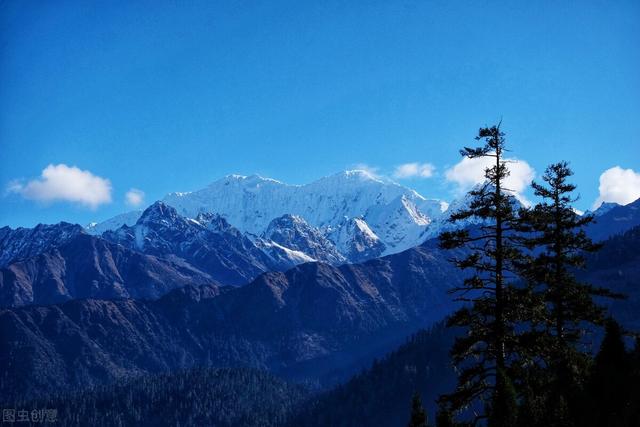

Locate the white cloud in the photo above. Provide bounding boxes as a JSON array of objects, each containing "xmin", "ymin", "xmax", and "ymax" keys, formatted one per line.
[
  {"xmin": 444, "ymin": 155, "xmax": 535, "ymax": 205},
  {"xmin": 125, "ymin": 188, "xmax": 145, "ymax": 207},
  {"xmin": 393, "ymin": 162, "xmax": 436, "ymax": 179},
  {"xmin": 592, "ymin": 166, "xmax": 640, "ymax": 210},
  {"xmin": 8, "ymin": 164, "xmax": 112, "ymax": 209}
]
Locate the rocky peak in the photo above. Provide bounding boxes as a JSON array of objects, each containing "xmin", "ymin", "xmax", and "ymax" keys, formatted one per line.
[
  {"xmin": 327, "ymin": 217, "xmax": 386, "ymax": 263},
  {"xmin": 593, "ymin": 201, "xmax": 620, "ymax": 217},
  {"xmin": 195, "ymin": 212, "xmax": 235, "ymax": 233},
  {"xmin": 263, "ymin": 214, "xmax": 345, "ymax": 265},
  {"xmin": 137, "ymin": 201, "xmax": 181, "ymax": 226},
  {"xmin": 0, "ymin": 222, "xmax": 85, "ymax": 267}
]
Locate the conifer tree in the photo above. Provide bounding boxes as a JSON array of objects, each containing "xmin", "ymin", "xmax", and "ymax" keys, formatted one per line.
[
  {"xmin": 517, "ymin": 162, "xmax": 621, "ymax": 413},
  {"xmin": 438, "ymin": 124, "xmax": 525, "ymax": 426},
  {"xmin": 408, "ymin": 392, "xmax": 429, "ymax": 427},
  {"xmin": 587, "ymin": 319, "xmax": 633, "ymax": 427}
]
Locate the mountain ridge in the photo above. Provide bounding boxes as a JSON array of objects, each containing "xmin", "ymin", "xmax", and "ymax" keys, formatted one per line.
[
  {"xmin": 0, "ymin": 239, "xmax": 465, "ymax": 401},
  {"xmin": 0, "ymin": 232, "xmax": 219, "ymax": 307},
  {"xmin": 87, "ymin": 170, "xmax": 447, "ymax": 259}
]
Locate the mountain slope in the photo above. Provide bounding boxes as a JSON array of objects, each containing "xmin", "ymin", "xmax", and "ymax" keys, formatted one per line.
[
  {"xmin": 581, "ymin": 224, "xmax": 640, "ymax": 330},
  {"xmin": 1, "ymin": 204, "xmax": 349, "ymax": 308},
  {"xmin": 0, "ymin": 222, "xmax": 84, "ymax": 267},
  {"xmin": 0, "ymin": 233, "xmax": 218, "ymax": 307},
  {"xmin": 0, "ymin": 241, "xmax": 463, "ymax": 401},
  {"xmin": 587, "ymin": 198, "xmax": 640, "ymax": 242}
]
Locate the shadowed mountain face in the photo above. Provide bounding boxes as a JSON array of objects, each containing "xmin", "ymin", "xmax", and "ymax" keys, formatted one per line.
[
  {"xmin": 587, "ymin": 198, "xmax": 640, "ymax": 242},
  {"xmin": 0, "ymin": 222, "xmax": 84, "ymax": 268},
  {"xmin": 0, "ymin": 233, "xmax": 218, "ymax": 308},
  {"xmin": 102, "ymin": 202, "xmax": 278, "ymax": 286},
  {"xmin": 262, "ymin": 214, "xmax": 346, "ymax": 265},
  {"xmin": 0, "ymin": 242, "xmax": 464, "ymax": 401}
]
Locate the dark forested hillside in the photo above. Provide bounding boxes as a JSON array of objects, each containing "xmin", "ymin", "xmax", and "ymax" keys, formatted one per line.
[
  {"xmin": 9, "ymin": 368, "xmax": 309, "ymax": 427},
  {"xmin": 289, "ymin": 323, "xmax": 458, "ymax": 427},
  {"xmin": 582, "ymin": 224, "xmax": 640, "ymax": 329}
]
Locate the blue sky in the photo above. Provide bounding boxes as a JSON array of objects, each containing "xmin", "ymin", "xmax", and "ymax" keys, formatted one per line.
[{"xmin": 1, "ymin": 0, "xmax": 639, "ymax": 228}]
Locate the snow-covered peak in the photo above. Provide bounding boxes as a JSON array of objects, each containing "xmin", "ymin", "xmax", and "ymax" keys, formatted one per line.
[
  {"xmin": 88, "ymin": 170, "xmax": 449, "ymax": 257},
  {"xmin": 592, "ymin": 202, "xmax": 620, "ymax": 217},
  {"xmin": 315, "ymin": 169, "xmax": 384, "ymax": 185},
  {"xmin": 138, "ymin": 201, "xmax": 181, "ymax": 226},
  {"xmin": 327, "ymin": 216, "xmax": 386, "ymax": 263},
  {"xmin": 224, "ymin": 173, "xmax": 284, "ymax": 185},
  {"xmin": 209, "ymin": 173, "xmax": 285, "ymax": 191},
  {"xmin": 352, "ymin": 217, "xmax": 378, "ymax": 238},
  {"xmin": 343, "ymin": 169, "xmax": 378, "ymax": 179}
]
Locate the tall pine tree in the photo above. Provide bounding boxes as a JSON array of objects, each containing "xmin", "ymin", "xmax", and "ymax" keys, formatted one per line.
[
  {"xmin": 438, "ymin": 124, "xmax": 525, "ymax": 426},
  {"xmin": 517, "ymin": 162, "xmax": 621, "ymax": 416}
]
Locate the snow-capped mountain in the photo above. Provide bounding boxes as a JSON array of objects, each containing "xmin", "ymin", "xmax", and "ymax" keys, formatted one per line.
[
  {"xmin": 327, "ymin": 217, "xmax": 386, "ymax": 263},
  {"xmin": 262, "ymin": 214, "xmax": 346, "ymax": 265},
  {"xmin": 102, "ymin": 202, "xmax": 290, "ymax": 285},
  {"xmin": 89, "ymin": 170, "xmax": 448, "ymax": 260}
]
